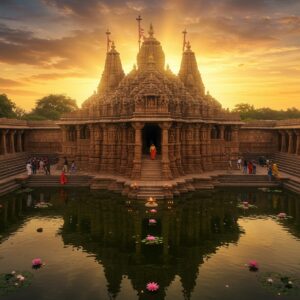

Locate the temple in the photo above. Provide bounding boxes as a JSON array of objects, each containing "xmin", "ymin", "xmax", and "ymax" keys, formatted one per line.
[{"xmin": 58, "ymin": 24, "xmax": 241, "ymax": 182}]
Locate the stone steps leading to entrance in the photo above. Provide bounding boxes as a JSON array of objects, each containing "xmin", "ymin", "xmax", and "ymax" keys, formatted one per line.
[
  {"xmin": 141, "ymin": 158, "xmax": 162, "ymax": 180},
  {"xmin": 0, "ymin": 153, "xmax": 29, "ymax": 180}
]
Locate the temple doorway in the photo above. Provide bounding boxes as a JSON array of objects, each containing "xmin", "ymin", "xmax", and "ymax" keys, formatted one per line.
[{"xmin": 142, "ymin": 124, "xmax": 161, "ymax": 155}]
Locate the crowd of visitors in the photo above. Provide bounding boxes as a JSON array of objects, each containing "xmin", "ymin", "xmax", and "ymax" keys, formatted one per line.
[
  {"xmin": 235, "ymin": 156, "xmax": 280, "ymax": 181},
  {"xmin": 26, "ymin": 157, "xmax": 51, "ymax": 175}
]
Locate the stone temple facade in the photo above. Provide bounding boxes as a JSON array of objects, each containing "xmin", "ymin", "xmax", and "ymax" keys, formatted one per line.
[{"xmin": 59, "ymin": 25, "xmax": 242, "ymax": 180}]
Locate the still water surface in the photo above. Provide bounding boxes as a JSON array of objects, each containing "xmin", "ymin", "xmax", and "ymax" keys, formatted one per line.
[{"xmin": 0, "ymin": 188, "xmax": 300, "ymax": 300}]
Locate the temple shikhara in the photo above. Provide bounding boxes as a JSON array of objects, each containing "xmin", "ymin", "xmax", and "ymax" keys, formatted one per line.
[{"xmin": 58, "ymin": 24, "xmax": 241, "ymax": 183}]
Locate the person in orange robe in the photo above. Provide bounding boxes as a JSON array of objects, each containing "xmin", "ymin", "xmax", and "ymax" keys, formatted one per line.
[
  {"xmin": 60, "ymin": 171, "xmax": 67, "ymax": 185},
  {"xmin": 150, "ymin": 144, "xmax": 157, "ymax": 160}
]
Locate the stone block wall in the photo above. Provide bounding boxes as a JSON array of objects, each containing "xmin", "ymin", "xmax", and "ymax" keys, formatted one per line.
[
  {"xmin": 25, "ymin": 129, "xmax": 62, "ymax": 153},
  {"xmin": 239, "ymin": 128, "xmax": 278, "ymax": 156}
]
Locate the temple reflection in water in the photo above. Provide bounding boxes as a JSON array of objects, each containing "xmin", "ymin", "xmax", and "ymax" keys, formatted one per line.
[{"xmin": 0, "ymin": 189, "xmax": 300, "ymax": 299}]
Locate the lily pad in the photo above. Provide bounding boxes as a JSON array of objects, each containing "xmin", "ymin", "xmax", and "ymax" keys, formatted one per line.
[
  {"xmin": 0, "ymin": 271, "xmax": 34, "ymax": 296},
  {"xmin": 257, "ymin": 272, "xmax": 300, "ymax": 296},
  {"xmin": 16, "ymin": 188, "xmax": 34, "ymax": 194}
]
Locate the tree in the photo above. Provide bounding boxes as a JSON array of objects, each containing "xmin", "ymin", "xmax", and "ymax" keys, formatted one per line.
[
  {"xmin": 0, "ymin": 94, "xmax": 24, "ymax": 118},
  {"xmin": 232, "ymin": 103, "xmax": 300, "ymax": 120},
  {"xmin": 27, "ymin": 94, "xmax": 78, "ymax": 120}
]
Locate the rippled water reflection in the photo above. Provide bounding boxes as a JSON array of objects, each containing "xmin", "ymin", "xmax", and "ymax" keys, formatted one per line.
[{"xmin": 0, "ymin": 188, "xmax": 300, "ymax": 300}]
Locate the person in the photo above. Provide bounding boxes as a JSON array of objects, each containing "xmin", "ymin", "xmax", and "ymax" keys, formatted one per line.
[
  {"xmin": 70, "ymin": 160, "xmax": 76, "ymax": 173},
  {"xmin": 272, "ymin": 163, "xmax": 280, "ymax": 179},
  {"xmin": 26, "ymin": 161, "xmax": 32, "ymax": 175},
  {"xmin": 39, "ymin": 159, "xmax": 44, "ymax": 174},
  {"xmin": 237, "ymin": 157, "xmax": 242, "ymax": 170},
  {"xmin": 60, "ymin": 171, "xmax": 67, "ymax": 185},
  {"xmin": 267, "ymin": 166, "xmax": 273, "ymax": 181},
  {"xmin": 63, "ymin": 157, "xmax": 69, "ymax": 173},
  {"xmin": 227, "ymin": 158, "xmax": 232, "ymax": 173},
  {"xmin": 248, "ymin": 161, "xmax": 253, "ymax": 174},
  {"xmin": 31, "ymin": 158, "xmax": 37, "ymax": 174},
  {"xmin": 45, "ymin": 159, "xmax": 51, "ymax": 175},
  {"xmin": 150, "ymin": 144, "xmax": 157, "ymax": 160},
  {"xmin": 243, "ymin": 160, "xmax": 247, "ymax": 174},
  {"xmin": 252, "ymin": 161, "xmax": 257, "ymax": 174}
]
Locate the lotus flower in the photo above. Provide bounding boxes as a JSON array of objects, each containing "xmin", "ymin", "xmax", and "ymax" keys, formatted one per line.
[
  {"xmin": 150, "ymin": 209, "xmax": 157, "ymax": 213},
  {"xmin": 149, "ymin": 219, "xmax": 157, "ymax": 224},
  {"xmin": 277, "ymin": 212, "xmax": 287, "ymax": 218},
  {"xmin": 267, "ymin": 278, "xmax": 273, "ymax": 284},
  {"xmin": 32, "ymin": 258, "xmax": 42, "ymax": 268},
  {"xmin": 146, "ymin": 282, "xmax": 159, "ymax": 292},
  {"xmin": 248, "ymin": 260, "xmax": 259, "ymax": 271},
  {"xmin": 146, "ymin": 235, "xmax": 156, "ymax": 241},
  {"xmin": 16, "ymin": 274, "xmax": 25, "ymax": 281},
  {"xmin": 243, "ymin": 201, "xmax": 249, "ymax": 206}
]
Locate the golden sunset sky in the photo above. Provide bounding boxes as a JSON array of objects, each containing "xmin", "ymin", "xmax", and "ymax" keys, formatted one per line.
[{"xmin": 1, "ymin": 0, "xmax": 300, "ymax": 111}]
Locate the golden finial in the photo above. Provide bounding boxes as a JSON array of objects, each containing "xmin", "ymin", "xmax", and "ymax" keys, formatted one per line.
[
  {"xmin": 111, "ymin": 41, "xmax": 116, "ymax": 50},
  {"xmin": 148, "ymin": 23, "xmax": 154, "ymax": 37},
  {"xmin": 186, "ymin": 41, "xmax": 191, "ymax": 51}
]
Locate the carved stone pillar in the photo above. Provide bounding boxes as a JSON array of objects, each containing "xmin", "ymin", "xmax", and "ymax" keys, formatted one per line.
[
  {"xmin": 175, "ymin": 124, "xmax": 184, "ymax": 175},
  {"xmin": 206, "ymin": 124, "xmax": 213, "ymax": 170},
  {"xmin": 10, "ymin": 130, "xmax": 15, "ymax": 153},
  {"xmin": 120, "ymin": 124, "xmax": 128, "ymax": 175},
  {"xmin": 100, "ymin": 124, "xmax": 109, "ymax": 172},
  {"xmin": 194, "ymin": 124, "xmax": 202, "ymax": 172},
  {"xmin": 160, "ymin": 122, "xmax": 172, "ymax": 179},
  {"xmin": 280, "ymin": 131, "xmax": 286, "ymax": 152},
  {"xmin": 17, "ymin": 131, "xmax": 23, "ymax": 152},
  {"xmin": 1, "ymin": 130, "xmax": 7, "ymax": 155},
  {"xmin": 230, "ymin": 125, "xmax": 239, "ymax": 161},
  {"xmin": 168, "ymin": 127, "xmax": 178, "ymax": 177},
  {"xmin": 288, "ymin": 131, "xmax": 293, "ymax": 154},
  {"xmin": 76, "ymin": 125, "xmax": 81, "ymax": 160},
  {"xmin": 295, "ymin": 130, "xmax": 300, "ymax": 155},
  {"xmin": 131, "ymin": 122, "xmax": 144, "ymax": 179},
  {"xmin": 88, "ymin": 124, "xmax": 97, "ymax": 171}
]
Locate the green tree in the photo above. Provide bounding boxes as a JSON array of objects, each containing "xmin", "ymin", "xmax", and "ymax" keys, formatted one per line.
[
  {"xmin": 0, "ymin": 94, "xmax": 25, "ymax": 118},
  {"xmin": 233, "ymin": 103, "xmax": 300, "ymax": 120},
  {"xmin": 26, "ymin": 94, "xmax": 78, "ymax": 120}
]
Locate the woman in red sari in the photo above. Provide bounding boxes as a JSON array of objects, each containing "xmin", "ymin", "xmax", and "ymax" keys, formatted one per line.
[
  {"xmin": 60, "ymin": 171, "xmax": 67, "ymax": 185},
  {"xmin": 150, "ymin": 144, "xmax": 157, "ymax": 160}
]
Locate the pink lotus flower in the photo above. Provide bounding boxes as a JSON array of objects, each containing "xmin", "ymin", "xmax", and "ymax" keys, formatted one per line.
[
  {"xmin": 146, "ymin": 235, "xmax": 156, "ymax": 241},
  {"xmin": 32, "ymin": 258, "xmax": 42, "ymax": 268},
  {"xmin": 150, "ymin": 209, "xmax": 157, "ymax": 213},
  {"xmin": 243, "ymin": 201, "xmax": 249, "ymax": 206},
  {"xmin": 277, "ymin": 212, "xmax": 287, "ymax": 218},
  {"xmin": 248, "ymin": 260, "xmax": 259, "ymax": 271},
  {"xmin": 149, "ymin": 219, "xmax": 157, "ymax": 224},
  {"xmin": 146, "ymin": 282, "xmax": 159, "ymax": 292}
]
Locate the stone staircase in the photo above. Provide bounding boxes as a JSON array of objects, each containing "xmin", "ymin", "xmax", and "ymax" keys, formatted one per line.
[
  {"xmin": 282, "ymin": 179, "xmax": 300, "ymax": 194},
  {"xmin": 271, "ymin": 152, "xmax": 300, "ymax": 177},
  {"xmin": 136, "ymin": 185, "xmax": 165, "ymax": 200},
  {"xmin": 0, "ymin": 178, "xmax": 20, "ymax": 196},
  {"xmin": 140, "ymin": 157, "xmax": 162, "ymax": 181},
  {"xmin": 26, "ymin": 175, "xmax": 91, "ymax": 187},
  {"xmin": 215, "ymin": 174, "xmax": 280, "ymax": 187},
  {"xmin": 0, "ymin": 153, "xmax": 28, "ymax": 180}
]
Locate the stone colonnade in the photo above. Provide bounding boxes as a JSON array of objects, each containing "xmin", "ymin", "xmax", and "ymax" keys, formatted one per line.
[
  {"xmin": 278, "ymin": 129, "xmax": 300, "ymax": 155},
  {"xmin": 0, "ymin": 129, "xmax": 25, "ymax": 156},
  {"xmin": 61, "ymin": 121, "xmax": 239, "ymax": 180}
]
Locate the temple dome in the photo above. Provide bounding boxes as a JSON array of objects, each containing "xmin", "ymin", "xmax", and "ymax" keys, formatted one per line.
[{"xmin": 137, "ymin": 24, "xmax": 165, "ymax": 72}]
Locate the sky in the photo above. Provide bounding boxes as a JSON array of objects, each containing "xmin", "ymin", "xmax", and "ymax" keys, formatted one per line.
[{"xmin": 0, "ymin": 0, "xmax": 300, "ymax": 111}]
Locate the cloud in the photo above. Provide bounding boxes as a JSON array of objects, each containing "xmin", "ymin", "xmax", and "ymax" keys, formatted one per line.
[
  {"xmin": 28, "ymin": 71, "xmax": 84, "ymax": 80},
  {"xmin": 0, "ymin": 77, "xmax": 22, "ymax": 87}
]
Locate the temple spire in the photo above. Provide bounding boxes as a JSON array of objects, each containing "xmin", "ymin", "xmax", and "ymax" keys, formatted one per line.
[
  {"xmin": 148, "ymin": 23, "xmax": 154, "ymax": 37},
  {"xmin": 97, "ymin": 41, "xmax": 125, "ymax": 94},
  {"xmin": 178, "ymin": 40, "xmax": 205, "ymax": 96}
]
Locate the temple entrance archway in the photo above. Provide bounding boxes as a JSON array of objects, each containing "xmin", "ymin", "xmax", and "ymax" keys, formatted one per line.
[{"xmin": 142, "ymin": 124, "xmax": 161, "ymax": 155}]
